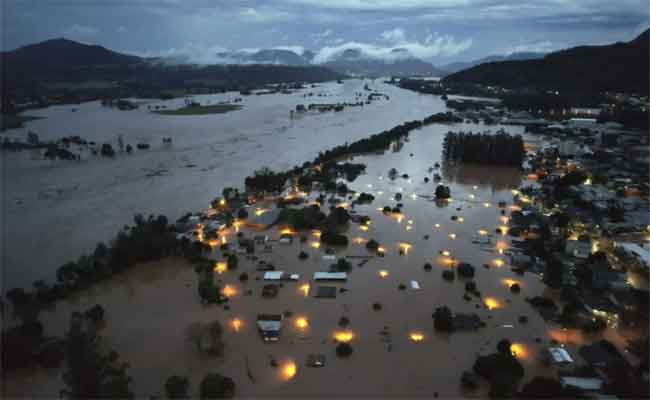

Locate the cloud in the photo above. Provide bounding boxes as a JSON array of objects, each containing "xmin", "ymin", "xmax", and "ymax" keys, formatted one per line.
[
  {"xmin": 62, "ymin": 24, "xmax": 99, "ymax": 38},
  {"xmin": 137, "ymin": 42, "xmax": 229, "ymax": 64},
  {"xmin": 116, "ymin": 26, "xmax": 128, "ymax": 33},
  {"xmin": 312, "ymin": 28, "xmax": 333, "ymax": 43},
  {"xmin": 272, "ymin": 45, "xmax": 306, "ymax": 55},
  {"xmin": 380, "ymin": 28, "xmax": 406, "ymax": 43},
  {"xmin": 238, "ymin": 7, "xmax": 293, "ymax": 23},
  {"xmin": 312, "ymin": 33, "xmax": 472, "ymax": 63}
]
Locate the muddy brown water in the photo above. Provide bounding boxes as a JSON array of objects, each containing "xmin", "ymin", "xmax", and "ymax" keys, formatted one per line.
[{"xmin": 5, "ymin": 119, "xmax": 570, "ymax": 398}]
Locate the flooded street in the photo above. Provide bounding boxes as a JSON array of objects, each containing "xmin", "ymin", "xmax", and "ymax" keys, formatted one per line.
[
  {"xmin": 4, "ymin": 109, "xmax": 568, "ymax": 397},
  {"xmin": 3, "ymin": 79, "xmax": 446, "ymax": 288}
]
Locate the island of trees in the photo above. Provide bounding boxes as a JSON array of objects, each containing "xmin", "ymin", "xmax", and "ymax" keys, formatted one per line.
[{"xmin": 442, "ymin": 130, "xmax": 525, "ymax": 167}]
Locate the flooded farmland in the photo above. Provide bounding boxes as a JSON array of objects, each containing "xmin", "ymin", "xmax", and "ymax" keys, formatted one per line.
[
  {"xmin": 3, "ymin": 104, "xmax": 582, "ymax": 397},
  {"xmin": 2, "ymin": 79, "xmax": 447, "ymax": 289}
]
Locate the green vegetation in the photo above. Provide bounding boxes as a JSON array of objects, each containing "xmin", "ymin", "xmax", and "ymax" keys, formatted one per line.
[
  {"xmin": 245, "ymin": 112, "xmax": 460, "ymax": 193},
  {"xmin": 433, "ymin": 306, "xmax": 453, "ymax": 331},
  {"xmin": 1, "ymin": 114, "xmax": 41, "ymax": 131},
  {"xmin": 4, "ymin": 214, "xmax": 196, "ymax": 312},
  {"xmin": 165, "ymin": 376, "xmax": 190, "ymax": 399},
  {"xmin": 443, "ymin": 131, "xmax": 525, "ymax": 167},
  {"xmin": 154, "ymin": 104, "xmax": 243, "ymax": 116},
  {"xmin": 62, "ymin": 313, "xmax": 133, "ymax": 398},
  {"xmin": 472, "ymin": 339, "xmax": 524, "ymax": 398},
  {"xmin": 200, "ymin": 373, "xmax": 235, "ymax": 398}
]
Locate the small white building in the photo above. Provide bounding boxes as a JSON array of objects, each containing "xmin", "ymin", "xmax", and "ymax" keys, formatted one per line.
[
  {"xmin": 547, "ymin": 347, "xmax": 574, "ymax": 365},
  {"xmin": 313, "ymin": 272, "xmax": 347, "ymax": 281}
]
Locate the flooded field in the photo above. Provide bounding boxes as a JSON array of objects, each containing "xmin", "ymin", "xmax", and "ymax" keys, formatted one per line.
[
  {"xmin": 2, "ymin": 79, "xmax": 447, "ymax": 288},
  {"xmin": 5, "ymin": 119, "xmax": 581, "ymax": 397}
]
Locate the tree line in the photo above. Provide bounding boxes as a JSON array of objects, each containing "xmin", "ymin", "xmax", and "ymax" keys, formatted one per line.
[
  {"xmin": 442, "ymin": 130, "xmax": 525, "ymax": 167},
  {"xmin": 245, "ymin": 112, "xmax": 461, "ymax": 193}
]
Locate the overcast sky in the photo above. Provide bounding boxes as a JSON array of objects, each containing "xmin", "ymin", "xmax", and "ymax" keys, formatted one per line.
[{"xmin": 3, "ymin": 0, "xmax": 648, "ymax": 64}]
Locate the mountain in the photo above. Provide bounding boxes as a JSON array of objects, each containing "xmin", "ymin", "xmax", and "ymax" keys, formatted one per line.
[
  {"xmin": 321, "ymin": 48, "xmax": 444, "ymax": 77},
  {"xmin": 444, "ymin": 30, "xmax": 649, "ymax": 93},
  {"xmin": 216, "ymin": 49, "xmax": 310, "ymax": 66},
  {"xmin": 1, "ymin": 38, "xmax": 142, "ymax": 68},
  {"xmin": 440, "ymin": 52, "xmax": 546, "ymax": 74},
  {"xmin": 1, "ymin": 39, "xmax": 344, "ymax": 109},
  {"xmin": 216, "ymin": 47, "xmax": 443, "ymax": 77}
]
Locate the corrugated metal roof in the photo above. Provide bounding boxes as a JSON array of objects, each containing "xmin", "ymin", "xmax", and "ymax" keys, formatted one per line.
[
  {"xmin": 548, "ymin": 347, "xmax": 574, "ymax": 364},
  {"xmin": 313, "ymin": 272, "xmax": 347, "ymax": 280}
]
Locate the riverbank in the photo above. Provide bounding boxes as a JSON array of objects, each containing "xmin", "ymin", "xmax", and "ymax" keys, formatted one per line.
[{"xmin": 2, "ymin": 79, "xmax": 448, "ymax": 288}]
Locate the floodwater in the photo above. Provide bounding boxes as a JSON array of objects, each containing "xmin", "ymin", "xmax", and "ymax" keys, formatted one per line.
[
  {"xmin": 4, "ymin": 109, "xmax": 575, "ymax": 397},
  {"xmin": 2, "ymin": 79, "xmax": 448, "ymax": 289}
]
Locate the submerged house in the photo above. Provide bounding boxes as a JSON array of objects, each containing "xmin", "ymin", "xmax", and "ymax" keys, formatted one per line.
[
  {"xmin": 547, "ymin": 347, "xmax": 574, "ymax": 366},
  {"xmin": 257, "ymin": 314, "xmax": 283, "ymax": 342},
  {"xmin": 565, "ymin": 238, "xmax": 592, "ymax": 259}
]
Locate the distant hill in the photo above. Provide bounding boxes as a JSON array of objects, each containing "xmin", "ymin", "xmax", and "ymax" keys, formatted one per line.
[
  {"xmin": 2, "ymin": 38, "xmax": 142, "ymax": 68},
  {"xmin": 216, "ymin": 49, "xmax": 310, "ymax": 66},
  {"xmin": 444, "ymin": 30, "xmax": 649, "ymax": 93},
  {"xmin": 321, "ymin": 48, "xmax": 444, "ymax": 77},
  {"xmin": 440, "ymin": 52, "xmax": 546, "ymax": 74},
  {"xmin": 0, "ymin": 39, "xmax": 344, "ymax": 108},
  {"xmin": 216, "ymin": 46, "xmax": 444, "ymax": 77}
]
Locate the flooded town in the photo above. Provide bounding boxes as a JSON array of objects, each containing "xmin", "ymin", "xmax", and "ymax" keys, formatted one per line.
[{"xmin": 1, "ymin": 2, "xmax": 649, "ymax": 399}]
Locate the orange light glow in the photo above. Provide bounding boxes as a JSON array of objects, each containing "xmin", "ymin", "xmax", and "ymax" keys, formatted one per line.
[
  {"xmin": 379, "ymin": 270, "xmax": 389, "ymax": 278},
  {"xmin": 214, "ymin": 262, "xmax": 228, "ymax": 274},
  {"xmin": 295, "ymin": 317, "xmax": 309, "ymax": 330},
  {"xmin": 353, "ymin": 237, "xmax": 367, "ymax": 245},
  {"xmin": 510, "ymin": 343, "xmax": 528, "ymax": 359},
  {"xmin": 219, "ymin": 199, "xmax": 226, "ymax": 206},
  {"xmin": 333, "ymin": 331, "xmax": 355, "ymax": 342},
  {"xmin": 359, "ymin": 225, "xmax": 369, "ymax": 232},
  {"xmin": 498, "ymin": 226, "xmax": 509, "ymax": 235},
  {"xmin": 395, "ymin": 214, "xmax": 404, "ymax": 223},
  {"xmin": 500, "ymin": 216, "xmax": 509, "ymax": 224},
  {"xmin": 280, "ymin": 228, "xmax": 295, "ymax": 236},
  {"xmin": 255, "ymin": 208, "xmax": 269, "ymax": 216},
  {"xmin": 502, "ymin": 278, "xmax": 520, "ymax": 288},
  {"xmin": 310, "ymin": 241, "xmax": 321, "ymax": 249},
  {"xmin": 409, "ymin": 332, "xmax": 425, "ymax": 342},
  {"xmin": 377, "ymin": 246, "xmax": 386, "ymax": 254},
  {"xmin": 484, "ymin": 297, "xmax": 501, "ymax": 310},
  {"xmin": 231, "ymin": 318, "xmax": 243, "ymax": 332},
  {"xmin": 441, "ymin": 250, "xmax": 451, "ymax": 257},
  {"xmin": 477, "ymin": 229, "xmax": 488, "ymax": 236},
  {"xmin": 222, "ymin": 285, "xmax": 237, "ymax": 298},
  {"xmin": 312, "ymin": 230, "xmax": 322, "ymax": 238},
  {"xmin": 221, "ymin": 236, "xmax": 228, "ymax": 245},
  {"xmin": 493, "ymin": 259, "xmax": 505, "ymax": 268},
  {"xmin": 282, "ymin": 361, "xmax": 297, "ymax": 380},
  {"xmin": 299, "ymin": 283, "xmax": 310, "ymax": 297},
  {"xmin": 398, "ymin": 242, "xmax": 413, "ymax": 254}
]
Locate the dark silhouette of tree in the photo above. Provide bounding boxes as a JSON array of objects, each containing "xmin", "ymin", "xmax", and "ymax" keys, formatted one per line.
[
  {"xmin": 433, "ymin": 306, "xmax": 453, "ymax": 331},
  {"xmin": 443, "ymin": 131, "xmax": 525, "ymax": 167},
  {"xmin": 62, "ymin": 313, "xmax": 132, "ymax": 398},
  {"xmin": 165, "ymin": 375, "xmax": 190, "ymax": 399},
  {"xmin": 199, "ymin": 373, "xmax": 235, "ymax": 399}
]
